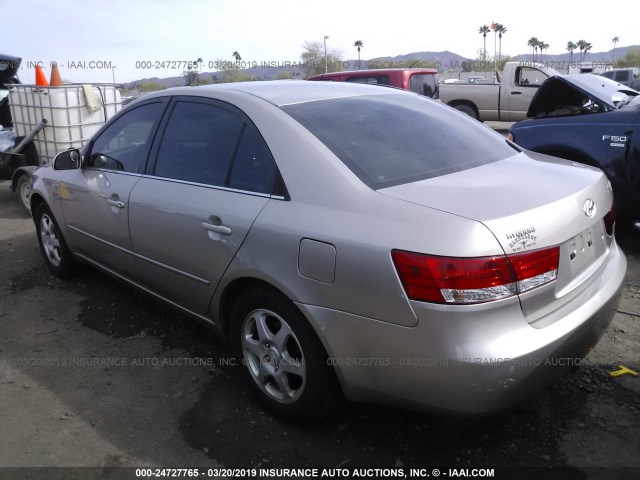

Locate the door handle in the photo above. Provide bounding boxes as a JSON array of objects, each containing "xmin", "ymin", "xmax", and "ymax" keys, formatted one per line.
[
  {"xmin": 511, "ymin": 91, "xmax": 522, "ymax": 95},
  {"xmin": 107, "ymin": 199, "xmax": 125, "ymax": 208},
  {"xmin": 201, "ymin": 222, "xmax": 232, "ymax": 235}
]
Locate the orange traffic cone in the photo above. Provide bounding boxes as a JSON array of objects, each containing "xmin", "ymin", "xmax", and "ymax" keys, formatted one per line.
[
  {"xmin": 35, "ymin": 65, "xmax": 49, "ymax": 86},
  {"xmin": 49, "ymin": 62, "xmax": 63, "ymax": 86}
]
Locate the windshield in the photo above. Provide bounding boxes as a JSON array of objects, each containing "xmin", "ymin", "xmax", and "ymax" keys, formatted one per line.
[{"xmin": 282, "ymin": 93, "xmax": 515, "ymax": 189}]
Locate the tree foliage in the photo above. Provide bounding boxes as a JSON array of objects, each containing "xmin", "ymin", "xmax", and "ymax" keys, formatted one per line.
[
  {"xmin": 137, "ymin": 82, "xmax": 167, "ymax": 92},
  {"xmin": 300, "ymin": 41, "xmax": 344, "ymax": 78},
  {"xmin": 617, "ymin": 48, "xmax": 640, "ymax": 67}
]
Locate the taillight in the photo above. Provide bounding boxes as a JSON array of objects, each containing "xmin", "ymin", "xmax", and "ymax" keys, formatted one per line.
[
  {"xmin": 392, "ymin": 246, "xmax": 560, "ymax": 305},
  {"xmin": 604, "ymin": 202, "xmax": 616, "ymax": 236}
]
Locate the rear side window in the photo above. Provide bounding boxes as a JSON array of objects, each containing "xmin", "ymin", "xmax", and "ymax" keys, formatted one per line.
[
  {"xmin": 227, "ymin": 124, "xmax": 278, "ymax": 194},
  {"xmin": 346, "ymin": 75, "xmax": 390, "ymax": 85},
  {"xmin": 409, "ymin": 74, "xmax": 436, "ymax": 97},
  {"xmin": 615, "ymin": 70, "xmax": 631, "ymax": 82},
  {"xmin": 282, "ymin": 93, "xmax": 515, "ymax": 189},
  {"xmin": 154, "ymin": 101, "xmax": 243, "ymax": 186}
]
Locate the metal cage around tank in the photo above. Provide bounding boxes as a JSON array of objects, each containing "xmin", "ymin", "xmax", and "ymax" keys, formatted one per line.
[{"xmin": 8, "ymin": 84, "xmax": 122, "ymax": 164}]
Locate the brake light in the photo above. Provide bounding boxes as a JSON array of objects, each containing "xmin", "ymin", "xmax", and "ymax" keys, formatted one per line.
[
  {"xmin": 392, "ymin": 246, "xmax": 560, "ymax": 304},
  {"xmin": 604, "ymin": 202, "xmax": 616, "ymax": 236}
]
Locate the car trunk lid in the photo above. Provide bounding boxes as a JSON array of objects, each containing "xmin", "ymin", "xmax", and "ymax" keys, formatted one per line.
[{"xmin": 379, "ymin": 151, "xmax": 615, "ymax": 323}]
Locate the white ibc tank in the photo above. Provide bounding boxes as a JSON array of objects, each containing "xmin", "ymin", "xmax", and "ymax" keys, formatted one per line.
[{"xmin": 9, "ymin": 84, "xmax": 122, "ymax": 163}]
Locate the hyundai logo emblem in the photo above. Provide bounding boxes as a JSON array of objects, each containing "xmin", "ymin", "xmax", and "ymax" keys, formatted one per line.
[{"xmin": 583, "ymin": 199, "xmax": 596, "ymax": 218}]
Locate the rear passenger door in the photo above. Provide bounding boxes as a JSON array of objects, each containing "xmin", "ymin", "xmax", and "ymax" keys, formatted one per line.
[{"xmin": 128, "ymin": 97, "xmax": 282, "ymax": 314}]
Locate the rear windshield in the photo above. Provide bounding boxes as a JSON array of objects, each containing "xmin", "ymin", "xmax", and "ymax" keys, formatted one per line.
[
  {"xmin": 409, "ymin": 73, "xmax": 436, "ymax": 97},
  {"xmin": 281, "ymin": 93, "xmax": 515, "ymax": 189}
]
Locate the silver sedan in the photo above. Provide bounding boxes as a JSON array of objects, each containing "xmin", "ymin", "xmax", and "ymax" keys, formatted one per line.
[{"xmin": 29, "ymin": 81, "xmax": 626, "ymax": 419}]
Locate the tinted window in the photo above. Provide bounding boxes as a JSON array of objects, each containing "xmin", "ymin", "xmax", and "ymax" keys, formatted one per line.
[
  {"xmin": 409, "ymin": 74, "xmax": 436, "ymax": 97},
  {"xmin": 88, "ymin": 102, "xmax": 164, "ymax": 173},
  {"xmin": 282, "ymin": 94, "xmax": 515, "ymax": 189},
  {"xmin": 154, "ymin": 102, "xmax": 243, "ymax": 186},
  {"xmin": 615, "ymin": 71, "xmax": 631, "ymax": 82},
  {"xmin": 346, "ymin": 75, "xmax": 390, "ymax": 85},
  {"xmin": 601, "ymin": 71, "xmax": 615, "ymax": 80},
  {"xmin": 227, "ymin": 125, "xmax": 278, "ymax": 194}
]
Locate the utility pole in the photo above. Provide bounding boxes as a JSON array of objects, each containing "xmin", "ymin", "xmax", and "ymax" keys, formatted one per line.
[{"xmin": 324, "ymin": 36, "xmax": 329, "ymax": 73}]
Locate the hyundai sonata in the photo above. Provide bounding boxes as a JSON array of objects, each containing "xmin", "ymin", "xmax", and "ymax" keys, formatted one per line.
[{"xmin": 29, "ymin": 81, "xmax": 626, "ymax": 418}]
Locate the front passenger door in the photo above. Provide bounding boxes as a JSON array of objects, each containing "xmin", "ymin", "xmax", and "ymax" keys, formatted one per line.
[{"xmin": 60, "ymin": 101, "xmax": 167, "ymax": 271}]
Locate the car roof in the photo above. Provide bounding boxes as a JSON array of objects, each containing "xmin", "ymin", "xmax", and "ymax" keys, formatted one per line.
[
  {"xmin": 309, "ymin": 68, "xmax": 437, "ymax": 77},
  {"xmin": 143, "ymin": 79, "xmax": 406, "ymax": 106}
]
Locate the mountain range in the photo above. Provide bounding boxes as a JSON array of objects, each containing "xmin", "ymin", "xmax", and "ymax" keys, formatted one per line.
[{"xmin": 123, "ymin": 45, "xmax": 639, "ymax": 89}]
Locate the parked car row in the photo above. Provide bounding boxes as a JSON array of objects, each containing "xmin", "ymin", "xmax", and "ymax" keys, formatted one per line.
[{"xmin": 29, "ymin": 80, "xmax": 625, "ymax": 419}]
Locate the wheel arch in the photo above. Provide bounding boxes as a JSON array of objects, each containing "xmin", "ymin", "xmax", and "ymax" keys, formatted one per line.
[
  {"xmin": 219, "ymin": 277, "xmax": 301, "ymax": 336},
  {"xmin": 447, "ymin": 100, "xmax": 479, "ymax": 119},
  {"xmin": 29, "ymin": 192, "xmax": 48, "ymax": 221}
]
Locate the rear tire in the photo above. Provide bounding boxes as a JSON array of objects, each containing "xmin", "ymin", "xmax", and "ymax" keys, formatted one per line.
[
  {"xmin": 230, "ymin": 287, "xmax": 340, "ymax": 420},
  {"xmin": 35, "ymin": 203, "xmax": 81, "ymax": 278},
  {"xmin": 453, "ymin": 104, "xmax": 478, "ymax": 120}
]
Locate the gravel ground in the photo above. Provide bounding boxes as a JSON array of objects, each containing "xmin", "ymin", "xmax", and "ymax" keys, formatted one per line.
[{"xmin": 0, "ymin": 179, "xmax": 639, "ymax": 480}]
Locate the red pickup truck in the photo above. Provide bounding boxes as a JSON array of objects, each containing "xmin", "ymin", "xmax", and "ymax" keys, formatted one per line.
[{"xmin": 307, "ymin": 68, "xmax": 438, "ymax": 97}]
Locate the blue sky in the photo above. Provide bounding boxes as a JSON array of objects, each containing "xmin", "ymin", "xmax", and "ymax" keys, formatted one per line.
[{"xmin": 3, "ymin": 0, "xmax": 636, "ymax": 83}]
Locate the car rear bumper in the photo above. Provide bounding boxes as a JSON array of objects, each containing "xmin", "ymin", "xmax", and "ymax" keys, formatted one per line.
[{"xmin": 299, "ymin": 241, "xmax": 626, "ymax": 414}]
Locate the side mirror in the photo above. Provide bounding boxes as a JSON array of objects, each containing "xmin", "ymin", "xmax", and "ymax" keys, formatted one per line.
[{"xmin": 53, "ymin": 149, "xmax": 81, "ymax": 170}]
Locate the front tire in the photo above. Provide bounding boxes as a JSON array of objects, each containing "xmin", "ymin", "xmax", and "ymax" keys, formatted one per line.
[
  {"xmin": 230, "ymin": 287, "xmax": 339, "ymax": 420},
  {"xmin": 35, "ymin": 203, "xmax": 81, "ymax": 278},
  {"xmin": 16, "ymin": 174, "xmax": 31, "ymax": 212}
]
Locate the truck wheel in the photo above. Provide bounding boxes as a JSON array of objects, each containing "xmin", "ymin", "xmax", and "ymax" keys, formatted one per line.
[
  {"xmin": 229, "ymin": 287, "xmax": 340, "ymax": 420},
  {"xmin": 35, "ymin": 203, "xmax": 82, "ymax": 278},
  {"xmin": 16, "ymin": 174, "xmax": 31, "ymax": 212},
  {"xmin": 454, "ymin": 104, "xmax": 478, "ymax": 120}
]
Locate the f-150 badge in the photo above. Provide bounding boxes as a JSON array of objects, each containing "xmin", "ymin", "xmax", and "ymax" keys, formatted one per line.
[{"xmin": 603, "ymin": 135, "xmax": 627, "ymax": 148}]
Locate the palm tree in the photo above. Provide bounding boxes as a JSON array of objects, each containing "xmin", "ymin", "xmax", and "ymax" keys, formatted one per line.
[
  {"xmin": 354, "ymin": 40, "xmax": 364, "ymax": 69},
  {"xmin": 583, "ymin": 42, "xmax": 592, "ymax": 61},
  {"xmin": 576, "ymin": 40, "xmax": 587, "ymax": 62},
  {"xmin": 528, "ymin": 37, "xmax": 539, "ymax": 61},
  {"xmin": 479, "ymin": 26, "xmax": 490, "ymax": 60},
  {"xmin": 567, "ymin": 41, "xmax": 577, "ymax": 64},
  {"xmin": 540, "ymin": 42, "xmax": 549, "ymax": 60},
  {"xmin": 232, "ymin": 51, "xmax": 242, "ymax": 62},
  {"xmin": 612, "ymin": 36, "xmax": 619, "ymax": 63},
  {"xmin": 494, "ymin": 23, "xmax": 507, "ymax": 61},
  {"xmin": 196, "ymin": 57, "xmax": 203, "ymax": 74}
]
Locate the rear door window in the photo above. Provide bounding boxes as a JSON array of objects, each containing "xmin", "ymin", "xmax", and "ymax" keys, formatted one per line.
[{"xmin": 153, "ymin": 101, "xmax": 243, "ymax": 186}]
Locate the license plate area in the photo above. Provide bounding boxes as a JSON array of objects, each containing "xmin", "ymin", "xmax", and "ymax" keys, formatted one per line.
[{"xmin": 556, "ymin": 223, "xmax": 607, "ymax": 294}]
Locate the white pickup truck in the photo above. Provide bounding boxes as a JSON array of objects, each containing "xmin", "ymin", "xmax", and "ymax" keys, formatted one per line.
[{"xmin": 438, "ymin": 62, "xmax": 561, "ymax": 121}]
